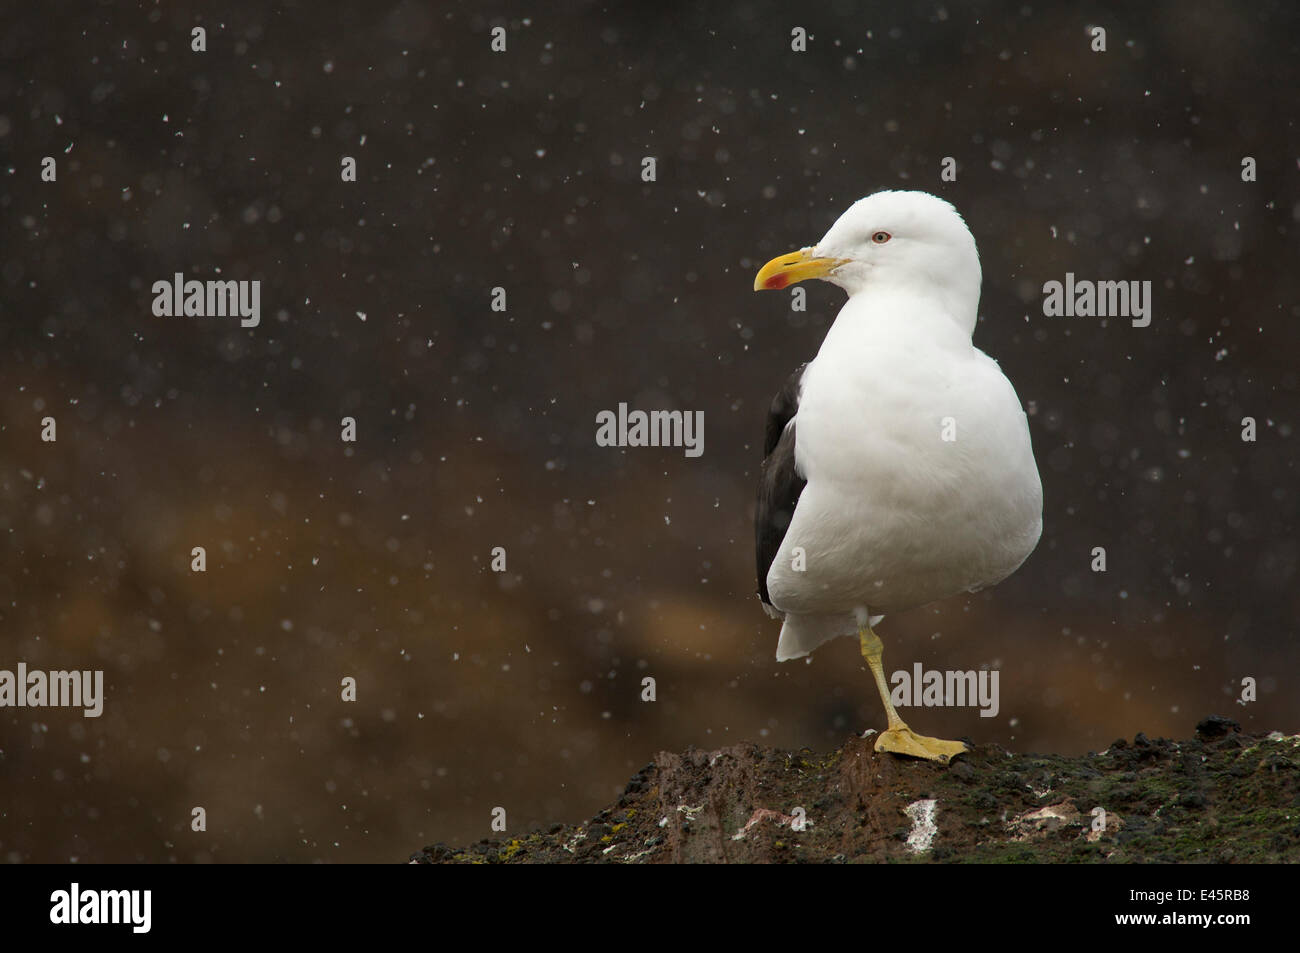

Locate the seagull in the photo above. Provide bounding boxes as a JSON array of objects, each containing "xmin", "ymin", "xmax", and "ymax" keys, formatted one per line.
[{"xmin": 752, "ymin": 190, "xmax": 1043, "ymax": 763}]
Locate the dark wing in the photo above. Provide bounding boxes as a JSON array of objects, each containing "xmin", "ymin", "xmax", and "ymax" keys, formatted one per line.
[{"xmin": 755, "ymin": 363, "xmax": 808, "ymax": 608}]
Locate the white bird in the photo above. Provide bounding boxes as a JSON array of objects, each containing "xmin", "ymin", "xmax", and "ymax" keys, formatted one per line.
[{"xmin": 752, "ymin": 190, "xmax": 1043, "ymax": 762}]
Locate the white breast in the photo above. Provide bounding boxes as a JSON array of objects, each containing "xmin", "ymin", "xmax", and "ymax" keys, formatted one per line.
[{"xmin": 766, "ymin": 296, "xmax": 1043, "ymax": 617}]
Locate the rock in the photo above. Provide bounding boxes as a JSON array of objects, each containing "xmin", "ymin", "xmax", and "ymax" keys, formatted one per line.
[
  {"xmin": 415, "ymin": 720, "xmax": 1300, "ymax": 864},
  {"xmin": 1195, "ymin": 714, "xmax": 1241, "ymax": 739}
]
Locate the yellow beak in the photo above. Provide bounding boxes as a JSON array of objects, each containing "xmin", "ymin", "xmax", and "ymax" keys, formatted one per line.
[{"xmin": 753, "ymin": 247, "xmax": 849, "ymax": 291}]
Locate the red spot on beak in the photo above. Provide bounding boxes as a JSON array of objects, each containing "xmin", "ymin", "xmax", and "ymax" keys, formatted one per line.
[{"xmin": 764, "ymin": 273, "xmax": 790, "ymax": 290}]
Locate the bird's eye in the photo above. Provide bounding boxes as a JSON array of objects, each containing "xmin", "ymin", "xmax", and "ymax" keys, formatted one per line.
[{"xmin": 871, "ymin": 231, "xmax": 892, "ymax": 244}]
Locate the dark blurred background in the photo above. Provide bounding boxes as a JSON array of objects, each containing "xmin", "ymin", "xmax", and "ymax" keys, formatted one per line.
[{"xmin": 1, "ymin": 1, "xmax": 1296, "ymax": 862}]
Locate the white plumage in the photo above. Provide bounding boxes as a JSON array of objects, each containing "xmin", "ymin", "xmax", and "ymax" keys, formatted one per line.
[{"xmin": 754, "ymin": 191, "xmax": 1042, "ymax": 663}]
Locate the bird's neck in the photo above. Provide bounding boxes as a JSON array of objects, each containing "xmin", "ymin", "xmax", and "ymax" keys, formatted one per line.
[{"xmin": 826, "ymin": 284, "xmax": 978, "ymax": 353}]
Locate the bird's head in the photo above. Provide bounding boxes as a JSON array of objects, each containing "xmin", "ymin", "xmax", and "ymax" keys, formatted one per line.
[{"xmin": 753, "ymin": 190, "xmax": 981, "ymax": 316}]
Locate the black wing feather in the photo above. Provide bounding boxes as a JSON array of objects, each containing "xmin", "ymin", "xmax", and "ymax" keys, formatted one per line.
[{"xmin": 755, "ymin": 364, "xmax": 808, "ymax": 607}]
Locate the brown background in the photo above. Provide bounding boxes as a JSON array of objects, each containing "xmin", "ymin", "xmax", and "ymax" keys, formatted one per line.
[{"xmin": 0, "ymin": 0, "xmax": 1296, "ymax": 862}]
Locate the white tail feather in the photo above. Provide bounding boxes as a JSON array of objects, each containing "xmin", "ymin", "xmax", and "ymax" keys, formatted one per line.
[{"xmin": 775, "ymin": 612, "xmax": 874, "ymax": 661}]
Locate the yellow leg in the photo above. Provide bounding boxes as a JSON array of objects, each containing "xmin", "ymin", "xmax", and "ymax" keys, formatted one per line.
[{"xmin": 859, "ymin": 622, "xmax": 968, "ymax": 764}]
